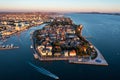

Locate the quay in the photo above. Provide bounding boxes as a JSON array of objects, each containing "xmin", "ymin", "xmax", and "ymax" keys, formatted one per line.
[
  {"xmin": 69, "ymin": 46, "xmax": 108, "ymax": 66},
  {"xmin": 33, "ymin": 52, "xmax": 108, "ymax": 66}
]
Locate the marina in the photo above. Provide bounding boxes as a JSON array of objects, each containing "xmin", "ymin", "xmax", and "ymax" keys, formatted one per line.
[{"xmin": 0, "ymin": 44, "xmax": 19, "ymax": 50}]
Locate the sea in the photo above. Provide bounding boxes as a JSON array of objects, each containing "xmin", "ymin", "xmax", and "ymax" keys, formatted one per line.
[{"xmin": 0, "ymin": 13, "xmax": 120, "ymax": 80}]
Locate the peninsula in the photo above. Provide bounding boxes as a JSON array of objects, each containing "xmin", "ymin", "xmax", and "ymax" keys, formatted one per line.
[{"xmin": 31, "ymin": 17, "xmax": 108, "ymax": 66}]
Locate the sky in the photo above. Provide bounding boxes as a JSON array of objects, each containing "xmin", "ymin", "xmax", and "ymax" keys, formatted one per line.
[{"xmin": 0, "ymin": 0, "xmax": 120, "ymax": 12}]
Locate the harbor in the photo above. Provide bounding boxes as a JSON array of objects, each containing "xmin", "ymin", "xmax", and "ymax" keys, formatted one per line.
[{"xmin": 1, "ymin": 13, "xmax": 120, "ymax": 80}]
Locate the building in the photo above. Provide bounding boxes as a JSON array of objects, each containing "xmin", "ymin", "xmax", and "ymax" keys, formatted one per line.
[
  {"xmin": 69, "ymin": 50, "xmax": 76, "ymax": 57},
  {"xmin": 37, "ymin": 46, "xmax": 46, "ymax": 56},
  {"xmin": 64, "ymin": 50, "xmax": 69, "ymax": 57},
  {"xmin": 15, "ymin": 22, "xmax": 27, "ymax": 31}
]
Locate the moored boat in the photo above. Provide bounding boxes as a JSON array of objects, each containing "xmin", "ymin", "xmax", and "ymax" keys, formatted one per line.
[{"xmin": 0, "ymin": 44, "xmax": 19, "ymax": 50}]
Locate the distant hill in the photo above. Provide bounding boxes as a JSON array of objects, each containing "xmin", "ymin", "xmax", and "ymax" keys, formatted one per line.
[{"xmin": 74, "ymin": 12, "xmax": 120, "ymax": 16}]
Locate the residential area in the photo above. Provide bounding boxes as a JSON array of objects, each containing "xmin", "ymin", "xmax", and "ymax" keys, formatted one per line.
[{"xmin": 33, "ymin": 17, "xmax": 99, "ymax": 63}]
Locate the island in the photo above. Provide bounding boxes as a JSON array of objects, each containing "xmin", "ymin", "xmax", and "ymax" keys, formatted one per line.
[{"xmin": 31, "ymin": 17, "xmax": 108, "ymax": 66}]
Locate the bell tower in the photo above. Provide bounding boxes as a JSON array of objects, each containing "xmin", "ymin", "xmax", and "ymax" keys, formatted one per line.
[{"xmin": 77, "ymin": 24, "xmax": 83, "ymax": 36}]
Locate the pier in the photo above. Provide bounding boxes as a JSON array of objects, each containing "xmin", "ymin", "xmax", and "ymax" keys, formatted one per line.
[{"xmin": 0, "ymin": 44, "xmax": 19, "ymax": 50}]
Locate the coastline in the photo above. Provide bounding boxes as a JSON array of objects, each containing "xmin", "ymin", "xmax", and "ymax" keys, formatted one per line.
[
  {"xmin": 0, "ymin": 23, "xmax": 44, "ymax": 51},
  {"xmin": 69, "ymin": 46, "xmax": 108, "ymax": 66}
]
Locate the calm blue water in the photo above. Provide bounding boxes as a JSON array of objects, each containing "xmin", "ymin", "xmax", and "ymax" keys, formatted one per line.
[{"xmin": 0, "ymin": 14, "xmax": 120, "ymax": 80}]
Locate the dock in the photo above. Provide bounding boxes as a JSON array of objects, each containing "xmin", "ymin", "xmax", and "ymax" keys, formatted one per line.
[
  {"xmin": 0, "ymin": 44, "xmax": 19, "ymax": 50},
  {"xmin": 0, "ymin": 47, "xmax": 19, "ymax": 50}
]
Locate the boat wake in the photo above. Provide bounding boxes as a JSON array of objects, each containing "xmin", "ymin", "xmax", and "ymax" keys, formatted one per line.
[{"xmin": 28, "ymin": 62, "xmax": 59, "ymax": 80}]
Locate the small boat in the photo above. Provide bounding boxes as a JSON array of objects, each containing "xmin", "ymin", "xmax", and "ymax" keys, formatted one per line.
[
  {"xmin": 78, "ymin": 58, "xmax": 82, "ymax": 61},
  {"xmin": 30, "ymin": 45, "xmax": 33, "ymax": 48},
  {"xmin": 33, "ymin": 53, "xmax": 39, "ymax": 59}
]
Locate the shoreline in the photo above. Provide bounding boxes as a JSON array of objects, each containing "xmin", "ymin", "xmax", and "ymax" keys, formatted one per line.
[
  {"xmin": 69, "ymin": 46, "xmax": 108, "ymax": 66},
  {"xmin": 32, "ymin": 48, "xmax": 108, "ymax": 66},
  {"xmin": 0, "ymin": 23, "xmax": 44, "ymax": 51},
  {"xmin": 1, "ymin": 22, "xmax": 44, "ymax": 39}
]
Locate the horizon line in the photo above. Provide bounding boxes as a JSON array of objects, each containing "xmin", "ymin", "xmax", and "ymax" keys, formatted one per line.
[{"xmin": 0, "ymin": 11, "xmax": 120, "ymax": 14}]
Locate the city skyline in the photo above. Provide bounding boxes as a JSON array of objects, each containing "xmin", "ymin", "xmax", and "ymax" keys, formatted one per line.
[{"xmin": 0, "ymin": 0, "xmax": 120, "ymax": 13}]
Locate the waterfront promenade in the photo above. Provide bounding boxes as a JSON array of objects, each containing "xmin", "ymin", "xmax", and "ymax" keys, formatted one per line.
[{"xmin": 69, "ymin": 47, "xmax": 108, "ymax": 66}]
